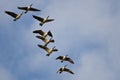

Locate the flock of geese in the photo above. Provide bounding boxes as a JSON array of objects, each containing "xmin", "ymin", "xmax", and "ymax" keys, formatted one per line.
[{"xmin": 5, "ymin": 4, "xmax": 75, "ymax": 76}]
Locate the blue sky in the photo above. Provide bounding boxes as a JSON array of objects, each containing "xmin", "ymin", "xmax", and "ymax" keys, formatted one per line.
[{"xmin": 0, "ymin": 0, "xmax": 120, "ymax": 80}]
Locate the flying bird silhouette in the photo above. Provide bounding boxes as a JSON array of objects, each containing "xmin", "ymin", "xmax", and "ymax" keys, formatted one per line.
[
  {"xmin": 33, "ymin": 30, "xmax": 53, "ymax": 38},
  {"xmin": 36, "ymin": 36, "xmax": 55, "ymax": 46},
  {"xmin": 33, "ymin": 15, "xmax": 54, "ymax": 26},
  {"xmin": 38, "ymin": 44, "xmax": 58, "ymax": 56},
  {"xmin": 56, "ymin": 55, "xmax": 74, "ymax": 64},
  {"xmin": 57, "ymin": 65, "xmax": 74, "ymax": 74},
  {"xmin": 18, "ymin": 4, "xmax": 40, "ymax": 13},
  {"xmin": 5, "ymin": 11, "xmax": 23, "ymax": 21}
]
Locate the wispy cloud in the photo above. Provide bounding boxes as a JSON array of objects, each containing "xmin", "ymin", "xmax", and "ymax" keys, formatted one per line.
[{"xmin": 0, "ymin": 0, "xmax": 120, "ymax": 80}]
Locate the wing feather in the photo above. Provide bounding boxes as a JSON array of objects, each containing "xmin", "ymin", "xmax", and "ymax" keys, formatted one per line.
[
  {"xmin": 53, "ymin": 49, "xmax": 58, "ymax": 52},
  {"xmin": 36, "ymin": 36, "xmax": 45, "ymax": 41},
  {"xmin": 56, "ymin": 56, "xmax": 63, "ymax": 60},
  {"xmin": 33, "ymin": 30, "xmax": 44, "ymax": 35},
  {"xmin": 47, "ymin": 30, "xmax": 53, "ymax": 37},
  {"xmin": 38, "ymin": 44, "xmax": 49, "ymax": 52},
  {"xmin": 18, "ymin": 7, "xmax": 28, "ymax": 10},
  {"xmin": 45, "ymin": 19, "xmax": 54, "ymax": 22},
  {"xmin": 33, "ymin": 15, "xmax": 44, "ymax": 22},
  {"xmin": 64, "ymin": 68, "xmax": 74, "ymax": 74},
  {"xmin": 30, "ymin": 8, "xmax": 40, "ymax": 11},
  {"xmin": 5, "ymin": 11, "xmax": 17, "ymax": 18},
  {"xmin": 66, "ymin": 57, "xmax": 74, "ymax": 64}
]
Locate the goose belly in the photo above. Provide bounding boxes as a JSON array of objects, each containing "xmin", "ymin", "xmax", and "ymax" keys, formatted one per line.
[{"xmin": 63, "ymin": 56, "xmax": 66, "ymax": 60}]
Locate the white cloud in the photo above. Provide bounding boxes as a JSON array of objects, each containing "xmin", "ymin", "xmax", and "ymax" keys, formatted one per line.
[
  {"xmin": 0, "ymin": 0, "xmax": 120, "ymax": 80},
  {"xmin": 38, "ymin": 0, "xmax": 120, "ymax": 80},
  {"xmin": 74, "ymin": 52, "xmax": 116, "ymax": 80}
]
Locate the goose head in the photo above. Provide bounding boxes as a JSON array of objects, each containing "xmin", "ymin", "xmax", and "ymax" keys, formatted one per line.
[{"xmin": 39, "ymin": 23, "xmax": 43, "ymax": 26}]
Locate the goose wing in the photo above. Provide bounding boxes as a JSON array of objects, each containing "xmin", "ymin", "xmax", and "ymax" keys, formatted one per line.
[
  {"xmin": 36, "ymin": 36, "xmax": 47, "ymax": 43},
  {"xmin": 33, "ymin": 15, "xmax": 44, "ymax": 22},
  {"xmin": 64, "ymin": 68, "xmax": 74, "ymax": 74},
  {"xmin": 47, "ymin": 30, "xmax": 53, "ymax": 37},
  {"xmin": 5, "ymin": 11, "xmax": 18, "ymax": 18},
  {"xmin": 66, "ymin": 57, "xmax": 74, "ymax": 64},
  {"xmin": 18, "ymin": 7, "xmax": 28, "ymax": 10},
  {"xmin": 38, "ymin": 44, "xmax": 49, "ymax": 52},
  {"xmin": 45, "ymin": 19, "xmax": 54, "ymax": 22},
  {"xmin": 53, "ymin": 48, "xmax": 58, "ymax": 52},
  {"xmin": 56, "ymin": 56, "xmax": 63, "ymax": 60},
  {"xmin": 50, "ymin": 39, "xmax": 55, "ymax": 42},
  {"xmin": 30, "ymin": 7, "xmax": 40, "ymax": 11},
  {"xmin": 56, "ymin": 68, "xmax": 61, "ymax": 73},
  {"xmin": 33, "ymin": 30, "xmax": 44, "ymax": 35},
  {"xmin": 49, "ymin": 38, "xmax": 55, "ymax": 42},
  {"xmin": 36, "ymin": 36, "xmax": 45, "ymax": 40}
]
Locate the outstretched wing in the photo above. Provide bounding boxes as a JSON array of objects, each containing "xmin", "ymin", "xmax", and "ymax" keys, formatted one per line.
[
  {"xmin": 53, "ymin": 49, "xmax": 58, "ymax": 52},
  {"xmin": 36, "ymin": 36, "xmax": 48, "ymax": 43},
  {"xmin": 45, "ymin": 19, "xmax": 54, "ymax": 22},
  {"xmin": 56, "ymin": 68, "xmax": 61, "ymax": 73},
  {"xmin": 18, "ymin": 7, "xmax": 28, "ymax": 10},
  {"xmin": 5, "ymin": 11, "xmax": 17, "ymax": 18},
  {"xmin": 37, "ymin": 44, "xmax": 49, "ymax": 52},
  {"xmin": 49, "ymin": 38, "xmax": 55, "ymax": 42},
  {"xmin": 66, "ymin": 57, "xmax": 74, "ymax": 64},
  {"xmin": 30, "ymin": 7, "xmax": 40, "ymax": 11},
  {"xmin": 64, "ymin": 68, "xmax": 74, "ymax": 74},
  {"xmin": 36, "ymin": 36, "xmax": 45, "ymax": 40},
  {"xmin": 33, "ymin": 15, "xmax": 44, "ymax": 22},
  {"xmin": 33, "ymin": 30, "xmax": 44, "ymax": 35},
  {"xmin": 56, "ymin": 56, "xmax": 63, "ymax": 60},
  {"xmin": 47, "ymin": 30, "xmax": 53, "ymax": 37}
]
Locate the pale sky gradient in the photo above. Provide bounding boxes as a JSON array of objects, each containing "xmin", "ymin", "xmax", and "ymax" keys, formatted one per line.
[{"xmin": 0, "ymin": 0, "xmax": 120, "ymax": 80}]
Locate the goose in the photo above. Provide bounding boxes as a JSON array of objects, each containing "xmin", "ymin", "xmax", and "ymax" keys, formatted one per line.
[
  {"xmin": 18, "ymin": 4, "xmax": 40, "ymax": 13},
  {"xmin": 57, "ymin": 65, "xmax": 74, "ymax": 74},
  {"xmin": 33, "ymin": 30, "xmax": 53, "ymax": 38},
  {"xmin": 38, "ymin": 44, "xmax": 58, "ymax": 56},
  {"xmin": 5, "ymin": 11, "xmax": 23, "ymax": 21},
  {"xmin": 56, "ymin": 55, "xmax": 74, "ymax": 64},
  {"xmin": 32, "ymin": 15, "xmax": 54, "ymax": 26},
  {"xmin": 36, "ymin": 36, "xmax": 55, "ymax": 46}
]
